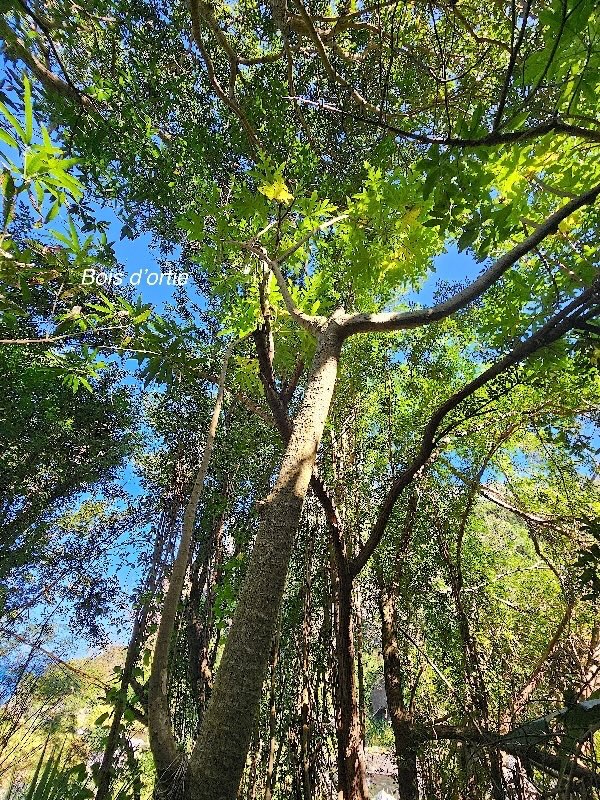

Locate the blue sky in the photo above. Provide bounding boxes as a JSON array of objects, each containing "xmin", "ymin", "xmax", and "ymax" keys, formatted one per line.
[
  {"xmin": 66, "ymin": 218, "xmax": 482, "ymax": 654},
  {"xmin": 3, "ymin": 175, "xmax": 485, "ymax": 657},
  {"xmin": 418, "ymin": 244, "xmax": 481, "ymax": 304},
  {"xmin": 104, "ymin": 204, "xmax": 482, "ymax": 312},
  {"xmin": 85, "ymin": 204, "xmax": 186, "ymax": 312}
]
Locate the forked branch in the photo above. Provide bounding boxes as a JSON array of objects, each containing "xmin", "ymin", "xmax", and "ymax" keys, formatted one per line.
[{"xmin": 248, "ymin": 245, "xmax": 326, "ymax": 335}]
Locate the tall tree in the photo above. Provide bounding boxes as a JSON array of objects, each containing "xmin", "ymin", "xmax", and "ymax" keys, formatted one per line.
[{"xmin": 1, "ymin": 2, "xmax": 600, "ymax": 798}]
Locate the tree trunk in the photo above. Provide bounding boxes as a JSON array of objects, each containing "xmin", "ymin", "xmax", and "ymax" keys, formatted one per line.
[
  {"xmin": 355, "ymin": 602, "xmax": 366, "ymax": 748},
  {"xmin": 501, "ymin": 753, "xmax": 541, "ymax": 799},
  {"xmin": 300, "ymin": 529, "xmax": 314, "ymax": 800},
  {"xmin": 189, "ymin": 315, "xmax": 344, "ymax": 800},
  {"xmin": 335, "ymin": 568, "xmax": 370, "ymax": 800},
  {"xmin": 187, "ymin": 501, "xmax": 226, "ymax": 730},
  {"xmin": 148, "ymin": 342, "xmax": 235, "ymax": 796},
  {"xmin": 378, "ymin": 589, "xmax": 418, "ymax": 800},
  {"xmin": 263, "ymin": 634, "xmax": 280, "ymax": 800},
  {"xmin": 95, "ymin": 505, "xmax": 178, "ymax": 800}
]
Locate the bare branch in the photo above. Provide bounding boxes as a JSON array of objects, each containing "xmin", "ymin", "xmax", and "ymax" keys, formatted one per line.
[
  {"xmin": 189, "ymin": 1, "xmax": 261, "ymax": 152},
  {"xmin": 492, "ymin": 0, "xmax": 532, "ymax": 130},
  {"xmin": 0, "ymin": 323, "xmax": 134, "ymax": 346},
  {"xmin": 0, "ymin": 17, "xmax": 92, "ymax": 107},
  {"xmin": 0, "ymin": 628, "xmax": 109, "ymax": 690},
  {"xmin": 291, "ymin": 0, "xmax": 391, "ymax": 120}
]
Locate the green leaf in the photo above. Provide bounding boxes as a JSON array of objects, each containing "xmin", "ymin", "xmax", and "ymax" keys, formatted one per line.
[
  {"xmin": 23, "ymin": 74, "xmax": 33, "ymax": 144},
  {"xmin": 40, "ymin": 123, "xmax": 57, "ymax": 151},
  {"xmin": 24, "ymin": 150, "xmax": 46, "ymax": 177},
  {"xmin": 68, "ymin": 216, "xmax": 80, "ymax": 251},
  {"xmin": 0, "ymin": 99, "xmax": 26, "ymax": 143},
  {"xmin": 0, "ymin": 126, "xmax": 18, "ymax": 150},
  {"xmin": 50, "ymin": 229, "xmax": 73, "ymax": 248},
  {"xmin": 133, "ymin": 308, "xmax": 152, "ymax": 324},
  {"xmin": 18, "ymin": 275, "xmax": 31, "ymax": 302},
  {"xmin": 2, "ymin": 170, "xmax": 16, "ymax": 228},
  {"xmin": 45, "ymin": 199, "xmax": 60, "ymax": 223}
]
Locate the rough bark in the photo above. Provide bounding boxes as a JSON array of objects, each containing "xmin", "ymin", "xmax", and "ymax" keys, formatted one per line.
[
  {"xmin": 379, "ymin": 589, "xmax": 418, "ymax": 800},
  {"xmin": 263, "ymin": 634, "xmax": 280, "ymax": 800},
  {"xmin": 184, "ymin": 257, "xmax": 596, "ymax": 800},
  {"xmin": 189, "ymin": 314, "xmax": 344, "ymax": 800},
  {"xmin": 334, "ymin": 568, "xmax": 370, "ymax": 800}
]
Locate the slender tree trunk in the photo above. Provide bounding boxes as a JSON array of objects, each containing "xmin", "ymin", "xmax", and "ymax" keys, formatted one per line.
[
  {"xmin": 436, "ymin": 472, "xmax": 506, "ymax": 800},
  {"xmin": 187, "ymin": 501, "xmax": 227, "ymax": 729},
  {"xmin": 95, "ymin": 619, "xmax": 145, "ymax": 800},
  {"xmin": 189, "ymin": 315, "xmax": 344, "ymax": 800},
  {"xmin": 378, "ymin": 588, "xmax": 418, "ymax": 800},
  {"xmin": 355, "ymin": 599, "xmax": 366, "ymax": 747},
  {"xmin": 148, "ymin": 342, "xmax": 236, "ymax": 796},
  {"xmin": 579, "ymin": 621, "xmax": 600, "ymax": 700},
  {"xmin": 373, "ymin": 492, "xmax": 419, "ymax": 800},
  {"xmin": 335, "ymin": 568, "xmax": 370, "ymax": 800},
  {"xmin": 498, "ymin": 602, "xmax": 574, "ymax": 798},
  {"xmin": 245, "ymin": 721, "xmax": 261, "ymax": 800},
  {"xmin": 447, "ymin": 567, "xmax": 505, "ymax": 800},
  {"xmin": 95, "ymin": 505, "xmax": 178, "ymax": 800},
  {"xmin": 124, "ymin": 736, "xmax": 143, "ymax": 800},
  {"xmin": 300, "ymin": 624, "xmax": 312, "ymax": 800},
  {"xmin": 300, "ymin": 527, "xmax": 314, "ymax": 800}
]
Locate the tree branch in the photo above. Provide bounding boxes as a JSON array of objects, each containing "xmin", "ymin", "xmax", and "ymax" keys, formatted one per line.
[
  {"xmin": 349, "ymin": 279, "xmax": 600, "ymax": 577},
  {"xmin": 276, "ymin": 212, "xmax": 348, "ymax": 264},
  {"xmin": 500, "ymin": 601, "xmax": 574, "ymax": 731},
  {"xmin": 188, "ymin": 0, "xmax": 261, "ymax": 152},
  {"xmin": 248, "ymin": 245, "xmax": 326, "ymax": 335},
  {"xmin": 252, "ymin": 326, "xmax": 346, "ymax": 565},
  {"xmin": 0, "ymin": 10, "xmax": 93, "ymax": 108},
  {"xmin": 0, "ymin": 628, "xmax": 109, "ymax": 690},
  {"xmin": 285, "ymin": 96, "xmax": 600, "ymax": 146},
  {"xmin": 492, "ymin": 0, "xmax": 532, "ymax": 131},
  {"xmin": 340, "ymin": 182, "xmax": 600, "ymax": 337}
]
